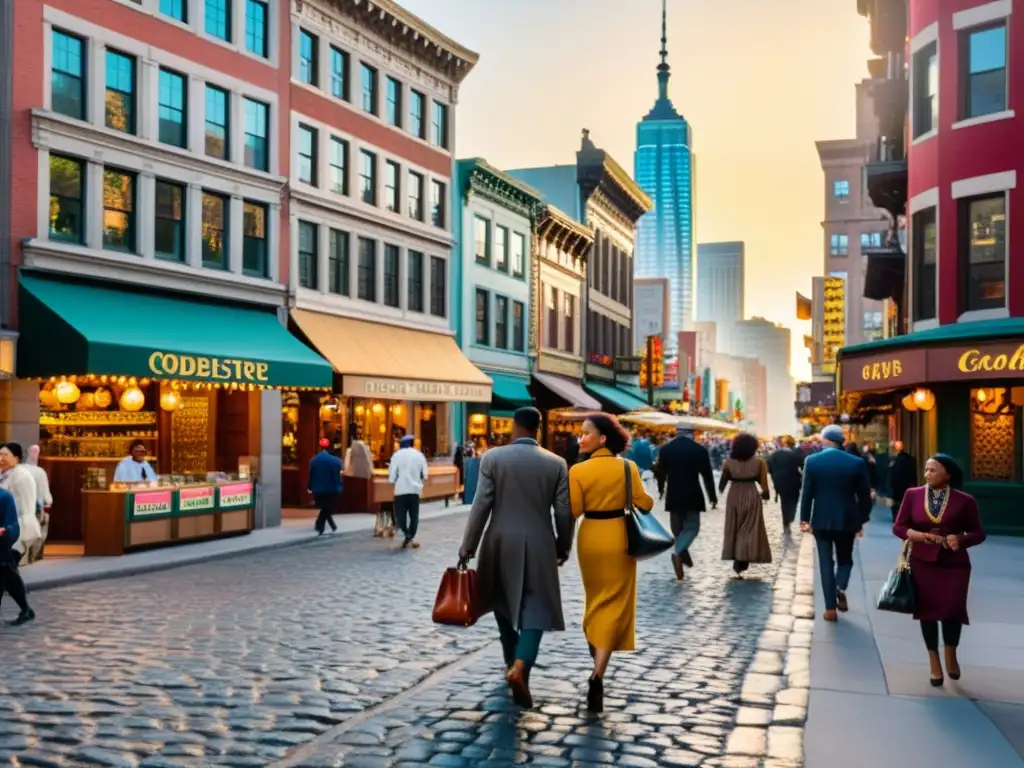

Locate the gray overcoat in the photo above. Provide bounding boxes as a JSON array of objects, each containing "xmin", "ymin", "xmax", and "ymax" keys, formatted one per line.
[{"xmin": 460, "ymin": 438, "xmax": 573, "ymax": 631}]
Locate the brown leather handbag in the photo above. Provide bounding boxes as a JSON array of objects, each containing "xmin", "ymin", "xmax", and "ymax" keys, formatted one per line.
[{"xmin": 431, "ymin": 559, "xmax": 480, "ymax": 627}]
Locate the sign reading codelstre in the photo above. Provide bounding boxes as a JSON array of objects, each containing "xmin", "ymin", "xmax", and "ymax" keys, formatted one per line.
[{"xmin": 148, "ymin": 352, "xmax": 270, "ymax": 384}]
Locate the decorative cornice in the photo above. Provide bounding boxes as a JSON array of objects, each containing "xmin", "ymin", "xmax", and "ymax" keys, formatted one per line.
[
  {"xmin": 576, "ymin": 136, "xmax": 652, "ymax": 224},
  {"xmin": 537, "ymin": 204, "xmax": 593, "ymax": 262},
  {"xmin": 460, "ymin": 158, "xmax": 543, "ymax": 221}
]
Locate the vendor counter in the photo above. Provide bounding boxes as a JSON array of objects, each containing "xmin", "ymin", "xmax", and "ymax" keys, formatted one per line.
[
  {"xmin": 82, "ymin": 480, "xmax": 255, "ymax": 556},
  {"xmin": 360, "ymin": 464, "xmax": 459, "ymax": 513}
]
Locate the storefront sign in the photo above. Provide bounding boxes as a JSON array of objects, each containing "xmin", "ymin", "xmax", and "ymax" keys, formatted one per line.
[
  {"xmin": 132, "ymin": 490, "xmax": 173, "ymax": 518},
  {"xmin": 344, "ymin": 376, "xmax": 491, "ymax": 403},
  {"xmin": 840, "ymin": 349, "xmax": 927, "ymax": 392},
  {"xmin": 821, "ymin": 277, "xmax": 846, "ymax": 375},
  {"xmin": 218, "ymin": 482, "xmax": 253, "ymax": 509},
  {"xmin": 930, "ymin": 342, "xmax": 1024, "ymax": 382},
  {"xmin": 148, "ymin": 352, "xmax": 270, "ymax": 383},
  {"xmin": 178, "ymin": 486, "xmax": 216, "ymax": 512}
]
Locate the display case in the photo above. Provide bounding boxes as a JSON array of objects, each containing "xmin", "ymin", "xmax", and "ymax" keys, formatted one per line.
[{"xmin": 39, "ymin": 410, "xmax": 159, "ymax": 461}]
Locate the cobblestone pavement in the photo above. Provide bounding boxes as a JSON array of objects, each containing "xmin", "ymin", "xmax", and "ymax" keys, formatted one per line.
[{"xmin": 0, "ymin": 492, "xmax": 812, "ymax": 767}]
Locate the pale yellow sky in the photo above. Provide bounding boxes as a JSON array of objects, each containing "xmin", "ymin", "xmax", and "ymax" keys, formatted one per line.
[{"xmin": 400, "ymin": 0, "xmax": 872, "ymax": 380}]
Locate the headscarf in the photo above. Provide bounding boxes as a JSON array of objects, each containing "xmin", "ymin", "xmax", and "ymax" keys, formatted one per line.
[{"xmin": 930, "ymin": 453, "xmax": 964, "ymax": 490}]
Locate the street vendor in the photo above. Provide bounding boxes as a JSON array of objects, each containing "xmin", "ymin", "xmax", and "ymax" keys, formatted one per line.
[{"xmin": 113, "ymin": 439, "xmax": 156, "ymax": 483}]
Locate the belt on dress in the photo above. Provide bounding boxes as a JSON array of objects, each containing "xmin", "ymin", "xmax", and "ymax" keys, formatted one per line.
[
  {"xmin": 584, "ymin": 509, "xmax": 625, "ymax": 520},
  {"xmin": 731, "ymin": 478, "xmax": 758, "ymax": 483}
]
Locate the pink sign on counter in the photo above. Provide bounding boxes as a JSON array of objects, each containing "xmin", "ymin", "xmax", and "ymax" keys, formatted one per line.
[
  {"xmin": 178, "ymin": 486, "xmax": 215, "ymax": 512},
  {"xmin": 218, "ymin": 482, "xmax": 253, "ymax": 508},
  {"xmin": 132, "ymin": 490, "xmax": 173, "ymax": 518}
]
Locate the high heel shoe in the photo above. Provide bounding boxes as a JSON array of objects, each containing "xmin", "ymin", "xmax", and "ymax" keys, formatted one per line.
[
  {"xmin": 928, "ymin": 651, "xmax": 944, "ymax": 687},
  {"xmin": 945, "ymin": 647, "xmax": 961, "ymax": 681},
  {"xmin": 587, "ymin": 675, "xmax": 604, "ymax": 713}
]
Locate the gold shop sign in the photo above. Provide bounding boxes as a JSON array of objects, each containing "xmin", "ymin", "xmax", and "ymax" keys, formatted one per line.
[
  {"xmin": 957, "ymin": 346, "xmax": 1024, "ymax": 373},
  {"xmin": 821, "ymin": 277, "xmax": 846, "ymax": 375},
  {"xmin": 343, "ymin": 375, "xmax": 492, "ymax": 403},
  {"xmin": 930, "ymin": 342, "xmax": 1024, "ymax": 381},
  {"xmin": 841, "ymin": 349, "xmax": 927, "ymax": 392},
  {"xmin": 148, "ymin": 352, "xmax": 270, "ymax": 383}
]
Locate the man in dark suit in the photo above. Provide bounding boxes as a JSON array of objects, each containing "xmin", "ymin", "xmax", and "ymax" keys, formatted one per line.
[
  {"xmin": 800, "ymin": 425, "xmax": 873, "ymax": 622},
  {"xmin": 767, "ymin": 435, "xmax": 804, "ymax": 534},
  {"xmin": 654, "ymin": 425, "xmax": 717, "ymax": 581},
  {"xmin": 0, "ymin": 486, "xmax": 34, "ymax": 625},
  {"xmin": 308, "ymin": 438, "xmax": 343, "ymax": 535},
  {"xmin": 887, "ymin": 440, "xmax": 918, "ymax": 521}
]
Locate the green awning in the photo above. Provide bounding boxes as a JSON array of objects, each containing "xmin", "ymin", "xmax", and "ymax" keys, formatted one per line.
[
  {"xmin": 839, "ymin": 317, "xmax": 1024, "ymax": 356},
  {"xmin": 18, "ymin": 274, "xmax": 333, "ymax": 388},
  {"xmin": 585, "ymin": 381, "xmax": 652, "ymax": 412},
  {"xmin": 488, "ymin": 371, "xmax": 532, "ymax": 408}
]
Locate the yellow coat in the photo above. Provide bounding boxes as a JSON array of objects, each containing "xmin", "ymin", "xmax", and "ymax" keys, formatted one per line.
[{"xmin": 569, "ymin": 449, "xmax": 654, "ymax": 651}]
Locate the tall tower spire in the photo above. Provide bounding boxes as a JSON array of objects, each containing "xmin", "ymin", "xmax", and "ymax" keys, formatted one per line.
[{"xmin": 657, "ymin": 0, "xmax": 670, "ymax": 100}]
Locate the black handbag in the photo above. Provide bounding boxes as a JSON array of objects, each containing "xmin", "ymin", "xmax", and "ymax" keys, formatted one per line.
[
  {"xmin": 876, "ymin": 540, "xmax": 917, "ymax": 614},
  {"xmin": 622, "ymin": 459, "xmax": 674, "ymax": 560}
]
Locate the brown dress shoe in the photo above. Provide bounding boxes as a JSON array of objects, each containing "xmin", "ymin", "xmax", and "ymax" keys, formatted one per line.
[
  {"xmin": 836, "ymin": 591, "xmax": 849, "ymax": 612},
  {"xmin": 505, "ymin": 660, "xmax": 533, "ymax": 708},
  {"xmin": 823, "ymin": 609, "xmax": 838, "ymax": 622},
  {"xmin": 672, "ymin": 553, "xmax": 684, "ymax": 581}
]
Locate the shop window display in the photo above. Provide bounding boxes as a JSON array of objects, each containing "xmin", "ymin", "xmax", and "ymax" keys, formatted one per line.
[{"xmin": 969, "ymin": 388, "xmax": 1019, "ymax": 482}]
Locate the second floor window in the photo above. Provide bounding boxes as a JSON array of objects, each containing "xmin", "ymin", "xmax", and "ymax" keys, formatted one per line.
[
  {"xmin": 409, "ymin": 90, "xmax": 425, "ymax": 139},
  {"xmin": 431, "ymin": 180, "xmax": 446, "ymax": 228},
  {"xmin": 386, "ymin": 77, "xmax": 402, "ymax": 127},
  {"xmin": 201, "ymin": 191, "xmax": 228, "ymax": 268},
  {"xmin": 430, "ymin": 256, "xmax": 446, "ymax": 317},
  {"xmin": 330, "ymin": 137, "xmax": 348, "ymax": 195},
  {"xmin": 563, "ymin": 293, "xmax": 575, "ymax": 353},
  {"xmin": 912, "ymin": 42, "xmax": 938, "ymax": 137},
  {"xmin": 495, "ymin": 295, "xmax": 508, "ymax": 349},
  {"xmin": 360, "ymin": 150, "xmax": 376, "ymax": 205},
  {"xmin": 860, "ymin": 231, "xmax": 883, "ymax": 250},
  {"xmin": 961, "ymin": 193, "xmax": 1006, "ymax": 312},
  {"xmin": 962, "ymin": 24, "xmax": 1007, "ymax": 119},
  {"xmin": 385, "ymin": 161, "xmax": 400, "ymax": 213},
  {"xmin": 475, "ymin": 289, "xmax": 490, "ymax": 345},
  {"xmin": 298, "ymin": 124, "xmax": 317, "ymax": 185},
  {"xmin": 329, "ymin": 229, "xmax": 349, "ymax": 296},
  {"xmin": 361, "ymin": 64, "xmax": 377, "ymax": 114},
  {"xmin": 330, "ymin": 47, "xmax": 348, "ymax": 100},
  {"xmin": 155, "ymin": 180, "xmax": 185, "ymax": 262},
  {"xmin": 298, "ymin": 220, "xmax": 318, "ymax": 289},
  {"xmin": 358, "ymin": 237, "xmax": 376, "ymax": 301},
  {"xmin": 408, "ymin": 171, "xmax": 423, "ymax": 220},
  {"xmin": 512, "ymin": 232, "xmax": 526, "ymax": 277},
  {"xmin": 160, "ymin": 0, "xmax": 187, "ymax": 23},
  {"xmin": 158, "ymin": 69, "xmax": 187, "ymax": 148},
  {"xmin": 494, "ymin": 226, "xmax": 508, "ymax": 272},
  {"xmin": 546, "ymin": 286, "xmax": 558, "ymax": 348},
  {"xmin": 512, "ymin": 301, "xmax": 525, "ymax": 352},
  {"xmin": 244, "ymin": 98, "xmax": 269, "ymax": 171},
  {"xmin": 431, "ymin": 101, "xmax": 448, "ymax": 148},
  {"xmin": 299, "ymin": 30, "xmax": 317, "ymax": 86},
  {"xmin": 833, "ymin": 179, "xmax": 850, "ymax": 202},
  {"xmin": 52, "ymin": 30, "xmax": 85, "ymax": 120},
  {"xmin": 829, "ymin": 233, "xmax": 848, "ymax": 256},
  {"xmin": 245, "ymin": 0, "xmax": 268, "ymax": 58},
  {"xmin": 383, "ymin": 244, "xmax": 400, "ymax": 308},
  {"xmin": 205, "ymin": 85, "xmax": 229, "ymax": 160},
  {"xmin": 912, "ymin": 207, "xmax": 937, "ymax": 322},
  {"xmin": 242, "ymin": 201, "xmax": 268, "ymax": 277},
  {"xmin": 407, "ymin": 250, "xmax": 424, "ymax": 312},
  {"xmin": 105, "ymin": 50, "xmax": 135, "ymax": 134},
  {"xmin": 49, "ymin": 155, "xmax": 84, "ymax": 243},
  {"xmin": 205, "ymin": 0, "xmax": 231, "ymax": 42},
  {"xmin": 474, "ymin": 217, "xmax": 490, "ymax": 264},
  {"xmin": 103, "ymin": 169, "xmax": 135, "ymax": 252}
]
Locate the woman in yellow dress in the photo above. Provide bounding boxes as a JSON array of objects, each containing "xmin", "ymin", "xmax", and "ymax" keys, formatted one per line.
[{"xmin": 569, "ymin": 413, "xmax": 655, "ymax": 712}]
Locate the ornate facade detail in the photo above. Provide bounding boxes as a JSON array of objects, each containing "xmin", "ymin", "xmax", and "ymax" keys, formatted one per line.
[{"xmin": 463, "ymin": 161, "xmax": 542, "ymax": 222}]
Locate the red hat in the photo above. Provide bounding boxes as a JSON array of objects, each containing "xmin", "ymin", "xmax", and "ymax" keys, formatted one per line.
[{"xmin": 318, "ymin": 438, "xmax": 330, "ymax": 448}]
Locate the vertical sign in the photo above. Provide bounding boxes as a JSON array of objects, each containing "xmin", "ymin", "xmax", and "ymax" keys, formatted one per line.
[{"xmin": 821, "ymin": 276, "xmax": 846, "ymax": 375}]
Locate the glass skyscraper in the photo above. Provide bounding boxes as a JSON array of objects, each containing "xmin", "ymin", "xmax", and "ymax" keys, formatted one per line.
[{"xmin": 634, "ymin": 0, "xmax": 693, "ymax": 351}]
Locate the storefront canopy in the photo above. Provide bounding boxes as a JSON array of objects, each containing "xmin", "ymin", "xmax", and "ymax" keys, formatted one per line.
[
  {"xmin": 585, "ymin": 381, "xmax": 651, "ymax": 412},
  {"xmin": 290, "ymin": 309, "xmax": 492, "ymax": 403},
  {"xmin": 489, "ymin": 371, "xmax": 532, "ymax": 409},
  {"xmin": 531, "ymin": 372, "xmax": 601, "ymax": 410},
  {"xmin": 18, "ymin": 274, "xmax": 333, "ymax": 388}
]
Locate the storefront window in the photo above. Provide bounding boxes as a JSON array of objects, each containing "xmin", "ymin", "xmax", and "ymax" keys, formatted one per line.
[
  {"xmin": 970, "ymin": 387, "xmax": 1017, "ymax": 481},
  {"xmin": 281, "ymin": 392, "xmax": 298, "ymax": 467}
]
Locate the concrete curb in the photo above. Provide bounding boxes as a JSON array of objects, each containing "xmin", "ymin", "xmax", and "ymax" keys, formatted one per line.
[{"xmin": 25, "ymin": 504, "xmax": 471, "ymax": 593}]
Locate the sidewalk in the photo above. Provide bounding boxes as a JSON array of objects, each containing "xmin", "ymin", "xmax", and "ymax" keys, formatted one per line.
[
  {"xmin": 22, "ymin": 500, "xmax": 470, "ymax": 591},
  {"xmin": 805, "ymin": 504, "xmax": 1024, "ymax": 767}
]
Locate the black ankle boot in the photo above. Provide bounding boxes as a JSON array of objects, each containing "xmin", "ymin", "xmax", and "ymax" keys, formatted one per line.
[{"xmin": 587, "ymin": 675, "xmax": 603, "ymax": 713}]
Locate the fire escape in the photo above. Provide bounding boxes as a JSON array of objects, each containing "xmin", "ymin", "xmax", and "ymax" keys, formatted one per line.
[{"xmin": 859, "ymin": 0, "xmax": 909, "ymax": 335}]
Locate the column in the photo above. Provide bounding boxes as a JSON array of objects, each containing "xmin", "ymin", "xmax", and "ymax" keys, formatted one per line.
[
  {"xmin": 290, "ymin": 20, "xmax": 301, "ymax": 83},
  {"xmin": 187, "ymin": 0, "xmax": 203, "ymax": 35},
  {"xmin": 231, "ymin": 0, "xmax": 246, "ymax": 48},
  {"xmin": 399, "ymin": 247, "xmax": 408, "ymax": 310},
  {"xmin": 287, "ymin": 213, "xmax": 299, "ymax": 290},
  {"xmin": 258, "ymin": 389, "xmax": 283, "ymax": 528},
  {"xmin": 348, "ymin": 233, "xmax": 358, "ymax": 298},
  {"xmin": 85, "ymin": 162, "xmax": 104, "ymax": 251},
  {"xmin": 187, "ymin": 183, "xmax": 203, "ymax": 269},
  {"xmin": 88, "ymin": 39, "xmax": 105, "ymax": 129},
  {"xmin": 374, "ymin": 240, "xmax": 384, "ymax": 304},
  {"xmin": 317, "ymin": 221, "xmax": 330, "ymax": 294},
  {"xmin": 36, "ymin": 149, "xmax": 50, "ymax": 239},
  {"xmin": 318, "ymin": 129, "xmax": 330, "ymax": 193},
  {"xmin": 187, "ymin": 75, "xmax": 204, "ymax": 154},
  {"xmin": 229, "ymin": 195, "xmax": 244, "ymax": 273},
  {"xmin": 139, "ymin": 61, "xmax": 160, "ymax": 142},
  {"xmin": 268, "ymin": 202, "xmax": 281, "ymax": 283},
  {"xmin": 230, "ymin": 90, "xmax": 246, "ymax": 166},
  {"xmin": 138, "ymin": 172, "xmax": 157, "ymax": 259}
]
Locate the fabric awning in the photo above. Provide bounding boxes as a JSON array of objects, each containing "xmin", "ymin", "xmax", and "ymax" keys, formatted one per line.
[
  {"xmin": 291, "ymin": 309, "xmax": 492, "ymax": 403},
  {"xmin": 531, "ymin": 372, "xmax": 601, "ymax": 409},
  {"xmin": 488, "ymin": 371, "xmax": 532, "ymax": 409},
  {"xmin": 585, "ymin": 381, "xmax": 652, "ymax": 412},
  {"xmin": 17, "ymin": 274, "xmax": 333, "ymax": 388}
]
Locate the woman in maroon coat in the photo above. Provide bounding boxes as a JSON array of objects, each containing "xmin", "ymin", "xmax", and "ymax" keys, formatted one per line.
[{"xmin": 893, "ymin": 454, "xmax": 986, "ymax": 687}]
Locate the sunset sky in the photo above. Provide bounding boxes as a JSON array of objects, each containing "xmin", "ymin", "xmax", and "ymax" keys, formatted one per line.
[{"xmin": 399, "ymin": 0, "xmax": 873, "ymax": 379}]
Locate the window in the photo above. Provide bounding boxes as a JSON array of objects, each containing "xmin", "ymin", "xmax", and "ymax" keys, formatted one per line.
[
  {"xmin": 385, "ymin": 77, "xmax": 402, "ymax": 127},
  {"xmin": 961, "ymin": 193, "xmax": 1006, "ymax": 312},
  {"xmin": 102, "ymin": 169, "xmax": 135, "ymax": 252},
  {"xmin": 160, "ymin": 0, "xmax": 187, "ymax": 23},
  {"xmin": 475, "ymin": 289, "xmax": 490, "ymax": 345},
  {"xmin": 829, "ymin": 233, "xmax": 848, "ymax": 256},
  {"xmin": 297, "ymin": 221, "xmax": 318, "ymax": 289},
  {"xmin": 330, "ymin": 47, "xmax": 348, "ymax": 100},
  {"xmin": 360, "ymin": 150, "xmax": 376, "ymax": 205},
  {"xmin": 205, "ymin": 85, "xmax": 230, "ymax": 160},
  {"xmin": 298, "ymin": 30, "xmax": 317, "ymax": 86},
  {"xmin": 408, "ymin": 171, "xmax": 424, "ymax": 220},
  {"xmin": 409, "ymin": 90, "xmax": 425, "ymax": 139},
  {"xmin": 430, "ymin": 256, "xmax": 446, "ymax": 317},
  {"xmin": 329, "ymin": 137, "xmax": 348, "ymax": 195},
  {"xmin": 49, "ymin": 155, "xmax": 85, "ymax": 243},
  {"xmin": 328, "ymin": 229, "xmax": 349, "ymax": 296},
  {"xmin": 969, "ymin": 388, "xmax": 1018, "ymax": 482},
  {"xmin": 495, "ymin": 295, "xmax": 508, "ymax": 349},
  {"xmin": 243, "ymin": 98, "xmax": 269, "ymax": 171},
  {"xmin": 917, "ymin": 205, "xmax": 937, "ymax": 319},
  {"xmin": 546, "ymin": 285, "xmax": 558, "ymax": 348},
  {"xmin": 298, "ymin": 124, "xmax": 317, "ymax": 185},
  {"xmin": 155, "ymin": 180, "xmax": 185, "ymax": 262},
  {"xmin": 242, "ymin": 201, "xmax": 268, "ymax": 277},
  {"xmin": 859, "ymin": 231, "xmax": 883, "ymax": 250},
  {"xmin": 361, "ymin": 64, "xmax": 377, "ymax": 114},
  {"xmin": 563, "ymin": 293, "xmax": 575, "ymax": 353},
  {"xmin": 51, "ymin": 30, "xmax": 85, "ymax": 120},
  {"xmin": 431, "ymin": 101, "xmax": 448, "ymax": 148},
  {"xmin": 158, "ymin": 69, "xmax": 187, "ymax": 148},
  {"xmin": 205, "ymin": 0, "xmax": 231, "ymax": 42},
  {"xmin": 912, "ymin": 42, "xmax": 938, "ymax": 137},
  {"xmin": 245, "ymin": 0, "xmax": 268, "ymax": 57},
  {"xmin": 862, "ymin": 310, "xmax": 884, "ymax": 341},
  {"xmin": 512, "ymin": 301, "xmax": 525, "ymax": 352},
  {"xmin": 407, "ymin": 250, "xmax": 424, "ymax": 312},
  {"xmin": 105, "ymin": 50, "xmax": 135, "ymax": 134},
  {"xmin": 494, "ymin": 226, "xmax": 508, "ymax": 272},
  {"xmin": 384, "ymin": 244, "xmax": 400, "ymax": 308},
  {"xmin": 385, "ymin": 161, "xmax": 400, "ymax": 213},
  {"xmin": 962, "ymin": 24, "xmax": 1007, "ymax": 119},
  {"xmin": 474, "ymin": 217, "xmax": 490, "ymax": 264},
  {"xmin": 358, "ymin": 237, "xmax": 376, "ymax": 301},
  {"xmin": 512, "ymin": 232, "xmax": 526, "ymax": 278},
  {"xmin": 431, "ymin": 180, "xmax": 446, "ymax": 228},
  {"xmin": 833, "ymin": 179, "xmax": 850, "ymax": 202},
  {"xmin": 201, "ymin": 191, "xmax": 228, "ymax": 268}
]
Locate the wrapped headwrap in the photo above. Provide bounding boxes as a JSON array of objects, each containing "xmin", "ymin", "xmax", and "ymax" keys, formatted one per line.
[{"xmin": 930, "ymin": 453, "xmax": 964, "ymax": 490}]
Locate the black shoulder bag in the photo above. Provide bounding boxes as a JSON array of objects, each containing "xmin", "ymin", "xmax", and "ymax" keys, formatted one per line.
[{"xmin": 623, "ymin": 459, "xmax": 674, "ymax": 560}]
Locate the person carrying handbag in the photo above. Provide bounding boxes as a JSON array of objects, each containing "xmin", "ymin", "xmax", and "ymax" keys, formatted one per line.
[{"xmin": 568, "ymin": 413, "xmax": 655, "ymax": 713}]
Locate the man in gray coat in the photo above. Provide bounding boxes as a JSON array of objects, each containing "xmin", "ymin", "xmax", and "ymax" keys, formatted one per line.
[{"xmin": 459, "ymin": 407, "xmax": 572, "ymax": 709}]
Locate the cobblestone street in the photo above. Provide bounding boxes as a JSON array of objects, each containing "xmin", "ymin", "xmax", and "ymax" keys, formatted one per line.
[{"xmin": 0, "ymin": 494, "xmax": 811, "ymax": 767}]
